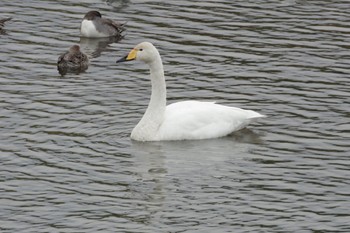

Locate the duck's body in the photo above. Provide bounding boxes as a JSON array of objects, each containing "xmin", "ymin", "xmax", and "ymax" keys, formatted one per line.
[
  {"xmin": 57, "ymin": 45, "xmax": 89, "ymax": 74},
  {"xmin": 117, "ymin": 42, "xmax": 265, "ymax": 141},
  {"xmin": 80, "ymin": 11, "xmax": 125, "ymax": 38}
]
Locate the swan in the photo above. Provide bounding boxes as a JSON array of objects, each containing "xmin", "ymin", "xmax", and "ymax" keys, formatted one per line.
[
  {"xmin": 80, "ymin": 11, "xmax": 125, "ymax": 38},
  {"xmin": 117, "ymin": 42, "xmax": 265, "ymax": 141}
]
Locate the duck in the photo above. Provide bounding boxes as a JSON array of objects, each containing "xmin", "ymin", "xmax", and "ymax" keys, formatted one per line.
[
  {"xmin": 80, "ymin": 11, "xmax": 125, "ymax": 38},
  {"xmin": 57, "ymin": 45, "xmax": 89, "ymax": 74},
  {"xmin": 0, "ymin": 17, "xmax": 11, "ymax": 28},
  {"xmin": 116, "ymin": 42, "xmax": 265, "ymax": 141}
]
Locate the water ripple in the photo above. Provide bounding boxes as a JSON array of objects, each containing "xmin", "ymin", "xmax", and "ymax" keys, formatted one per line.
[{"xmin": 1, "ymin": 0, "xmax": 349, "ymax": 232}]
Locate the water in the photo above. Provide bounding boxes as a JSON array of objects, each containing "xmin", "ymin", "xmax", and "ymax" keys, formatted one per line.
[{"xmin": 1, "ymin": 0, "xmax": 349, "ymax": 232}]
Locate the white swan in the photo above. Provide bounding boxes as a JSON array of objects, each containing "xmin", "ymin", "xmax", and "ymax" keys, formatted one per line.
[{"xmin": 117, "ymin": 42, "xmax": 265, "ymax": 141}]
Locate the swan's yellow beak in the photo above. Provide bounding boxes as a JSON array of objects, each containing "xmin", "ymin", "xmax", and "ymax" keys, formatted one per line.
[{"xmin": 116, "ymin": 49, "xmax": 137, "ymax": 63}]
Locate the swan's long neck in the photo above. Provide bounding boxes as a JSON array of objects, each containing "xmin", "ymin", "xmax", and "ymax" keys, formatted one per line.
[
  {"xmin": 147, "ymin": 58, "xmax": 166, "ymax": 118},
  {"xmin": 132, "ymin": 55, "xmax": 166, "ymax": 140}
]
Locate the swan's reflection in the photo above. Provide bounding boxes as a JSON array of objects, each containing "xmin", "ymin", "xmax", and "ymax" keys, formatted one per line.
[
  {"xmin": 128, "ymin": 129, "xmax": 263, "ymax": 221},
  {"xmin": 79, "ymin": 36, "xmax": 123, "ymax": 59}
]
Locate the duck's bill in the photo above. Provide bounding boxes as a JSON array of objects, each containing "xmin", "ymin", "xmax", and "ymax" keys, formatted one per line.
[{"xmin": 116, "ymin": 49, "xmax": 137, "ymax": 63}]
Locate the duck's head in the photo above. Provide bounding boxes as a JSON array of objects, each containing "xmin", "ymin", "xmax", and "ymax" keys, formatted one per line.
[
  {"xmin": 117, "ymin": 42, "xmax": 159, "ymax": 64},
  {"xmin": 84, "ymin": 11, "xmax": 102, "ymax": 20},
  {"xmin": 69, "ymin": 45, "xmax": 81, "ymax": 54}
]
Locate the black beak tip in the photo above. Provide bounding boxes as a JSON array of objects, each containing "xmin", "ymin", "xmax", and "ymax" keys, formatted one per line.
[{"xmin": 116, "ymin": 55, "xmax": 128, "ymax": 63}]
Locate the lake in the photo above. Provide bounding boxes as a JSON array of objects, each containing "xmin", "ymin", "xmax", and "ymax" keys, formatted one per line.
[{"xmin": 1, "ymin": 0, "xmax": 349, "ymax": 232}]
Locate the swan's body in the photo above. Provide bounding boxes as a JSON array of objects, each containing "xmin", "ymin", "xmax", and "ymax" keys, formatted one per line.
[
  {"xmin": 117, "ymin": 42, "xmax": 265, "ymax": 141},
  {"xmin": 80, "ymin": 11, "xmax": 125, "ymax": 38}
]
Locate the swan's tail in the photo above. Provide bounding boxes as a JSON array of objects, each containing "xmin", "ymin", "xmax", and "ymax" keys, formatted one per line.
[{"xmin": 246, "ymin": 110, "xmax": 266, "ymax": 120}]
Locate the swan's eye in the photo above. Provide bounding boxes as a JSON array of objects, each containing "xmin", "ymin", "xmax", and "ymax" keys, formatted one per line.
[{"xmin": 139, "ymin": 49, "xmax": 143, "ymax": 51}]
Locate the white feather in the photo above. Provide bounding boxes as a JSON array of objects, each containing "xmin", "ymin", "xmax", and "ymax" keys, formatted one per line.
[
  {"xmin": 155, "ymin": 101, "xmax": 263, "ymax": 140},
  {"xmin": 80, "ymin": 20, "xmax": 106, "ymax": 38}
]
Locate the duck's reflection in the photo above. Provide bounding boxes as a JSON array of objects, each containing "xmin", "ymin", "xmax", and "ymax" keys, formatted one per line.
[
  {"xmin": 0, "ymin": 17, "xmax": 11, "ymax": 35},
  {"xmin": 130, "ymin": 141, "xmax": 167, "ymax": 215},
  {"xmin": 57, "ymin": 65, "xmax": 89, "ymax": 76},
  {"xmin": 79, "ymin": 36, "xmax": 123, "ymax": 59},
  {"xmin": 131, "ymin": 141, "xmax": 167, "ymax": 182},
  {"xmin": 129, "ymin": 128, "xmax": 263, "ymax": 182}
]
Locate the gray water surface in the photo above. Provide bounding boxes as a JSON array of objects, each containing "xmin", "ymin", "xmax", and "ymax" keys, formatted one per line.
[{"xmin": 1, "ymin": 0, "xmax": 349, "ymax": 232}]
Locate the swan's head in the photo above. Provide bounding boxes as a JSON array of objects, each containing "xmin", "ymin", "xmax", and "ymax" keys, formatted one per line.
[{"xmin": 117, "ymin": 42, "xmax": 159, "ymax": 64}]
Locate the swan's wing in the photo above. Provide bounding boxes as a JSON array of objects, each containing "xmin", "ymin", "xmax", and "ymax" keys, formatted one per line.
[{"xmin": 156, "ymin": 101, "xmax": 264, "ymax": 140}]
